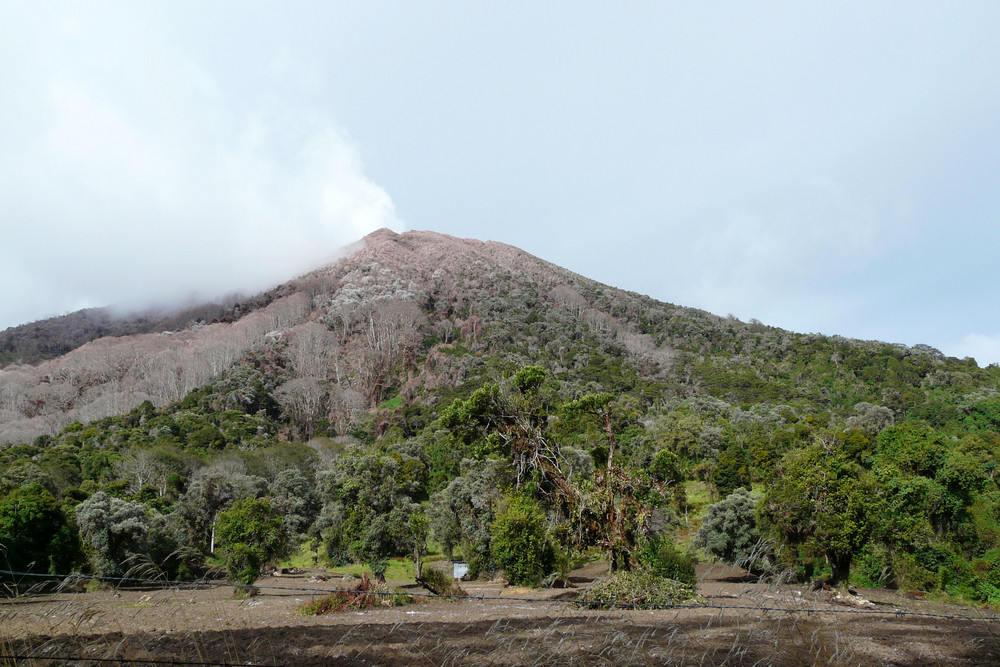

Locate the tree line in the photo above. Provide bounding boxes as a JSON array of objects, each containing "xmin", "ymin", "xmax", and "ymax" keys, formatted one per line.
[{"xmin": 3, "ymin": 355, "xmax": 1000, "ymax": 603}]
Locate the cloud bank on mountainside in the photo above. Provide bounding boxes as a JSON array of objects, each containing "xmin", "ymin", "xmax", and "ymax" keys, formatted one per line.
[{"xmin": 0, "ymin": 3, "xmax": 403, "ymax": 331}]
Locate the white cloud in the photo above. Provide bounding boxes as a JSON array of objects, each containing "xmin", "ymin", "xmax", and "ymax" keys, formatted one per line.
[{"xmin": 0, "ymin": 3, "xmax": 402, "ymax": 329}]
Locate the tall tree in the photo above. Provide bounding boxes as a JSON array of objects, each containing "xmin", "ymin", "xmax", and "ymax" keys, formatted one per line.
[
  {"xmin": 759, "ymin": 440, "xmax": 874, "ymax": 585},
  {"xmin": 75, "ymin": 492, "xmax": 150, "ymax": 578}
]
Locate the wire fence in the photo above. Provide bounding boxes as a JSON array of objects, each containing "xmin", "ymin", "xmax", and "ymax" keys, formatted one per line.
[{"xmin": 3, "ymin": 568, "xmax": 999, "ymax": 623}]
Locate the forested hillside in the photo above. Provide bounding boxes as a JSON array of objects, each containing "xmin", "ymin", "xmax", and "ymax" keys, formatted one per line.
[{"xmin": 3, "ymin": 229, "xmax": 1000, "ymax": 604}]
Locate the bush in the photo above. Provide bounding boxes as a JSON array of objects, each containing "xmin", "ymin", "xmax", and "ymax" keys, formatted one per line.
[
  {"xmin": 649, "ymin": 448, "xmax": 681, "ymax": 485},
  {"xmin": 890, "ymin": 552, "xmax": 938, "ymax": 592},
  {"xmin": 320, "ymin": 523, "xmax": 352, "ymax": 566},
  {"xmin": 977, "ymin": 581, "xmax": 1000, "ymax": 606},
  {"xmin": 489, "ymin": 495, "xmax": 559, "ymax": 587},
  {"xmin": 417, "ymin": 565, "xmax": 466, "ymax": 596},
  {"xmin": 971, "ymin": 549, "xmax": 1000, "ymax": 603},
  {"xmin": 851, "ymin": 542, "xmax": 895, "ymax": 588},
  {"xmin": 74, "ymin": 491, "xmax": 149, "ymax": 578},
  {"xmin": 215, "ymin": 498, "xmax": 290, "ymax": 590},
  {"xmin": 695, "ymin": 488, "xmax": 775, "ymax": 574},
  {"xmin": 0, "ymin": 483, "xmax": 82, "ymax": 576},
  {"xmin": 713, "ymin": 445, "xmax": 751, "ymax": 498},
  {"xmin": 638, "ymin": 535, "xmax": 697, "ymax": 585}
]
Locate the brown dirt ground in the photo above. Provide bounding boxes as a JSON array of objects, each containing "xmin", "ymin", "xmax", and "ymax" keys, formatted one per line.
[{"xmin": 2, "ymin": 563, "xmax": 998, "ymax": 666}]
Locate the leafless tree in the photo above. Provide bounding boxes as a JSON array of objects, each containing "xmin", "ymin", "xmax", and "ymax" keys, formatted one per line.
[
  {"xmin": 327, "ymin": 385, "xmax": 366, "ymax": 435},
  {"xmin": 354, "ymin": 302, "xmax": 422, "ymax": 407},
  {"xmin": 275, "ymin": 377, "xmax": 329, "ymax": 439},
  {"xmin": 288, "ymin": 322, "xmax": 338, "ymax": 379}
]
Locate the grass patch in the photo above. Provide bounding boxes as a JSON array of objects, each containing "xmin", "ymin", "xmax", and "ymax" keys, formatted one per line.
[
  {"xmin": 684, "ymin": 480, "xmax": 715, "ymax": 516},
  {"xmin": 674, "ymin": 480, "xmax": 716, "ymax": 548},
  {"xmin": 278, "ymin": 544, "xmax": 418, "ymax": 582},
  {"xmin": 328, "ymin": 559, "xmax": 416, "ymax": 582},
  {"xmin": 379, "ymin": 396, "xmax": 404, "ymax": 410},
  {"xmin": 279, "ymin": 542, "xmax": 322, "ymax": 569}
]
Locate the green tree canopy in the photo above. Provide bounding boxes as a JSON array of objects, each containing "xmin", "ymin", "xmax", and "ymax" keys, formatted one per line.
[
  {"xmin": 215, "ymin": 498, "xmax": 290, "ymax": 589},
  {"xmin": 759, "ymin": 442, "xmax": 874, "ymax": 585},
  {"xmin": 0, "ymin": 483, "xmax": 82, "ymax": 576}
]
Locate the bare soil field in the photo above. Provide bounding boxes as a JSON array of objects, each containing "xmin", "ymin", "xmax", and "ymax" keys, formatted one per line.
[{"xmin": 2, "ymin": 563, "xmax": 998, "ymax": 666}]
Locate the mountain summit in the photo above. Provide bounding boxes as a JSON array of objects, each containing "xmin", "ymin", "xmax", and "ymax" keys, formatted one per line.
[{"xmin": 0, "ymin": 228, "xmax": 681, "ymax": 441}]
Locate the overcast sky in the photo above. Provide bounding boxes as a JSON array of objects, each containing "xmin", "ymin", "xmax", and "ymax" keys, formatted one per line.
[{"xmin": 2, "ymin": 2, "xmax": 999, "ymax": 365}]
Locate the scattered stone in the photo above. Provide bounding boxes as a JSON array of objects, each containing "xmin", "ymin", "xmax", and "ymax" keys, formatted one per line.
[{"xmin": 834, "ymin": 591, "xmax": 876, "ymax": 608}]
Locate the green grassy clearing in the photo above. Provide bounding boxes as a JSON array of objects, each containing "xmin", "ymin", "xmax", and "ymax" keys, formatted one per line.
[{"xmin": 327, "ymin": 560, "xmax": 416, "ymax": 582}]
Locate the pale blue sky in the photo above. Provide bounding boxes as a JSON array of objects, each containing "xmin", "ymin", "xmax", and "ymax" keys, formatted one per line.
[{"xmin": 2, "ymin": 2, "xmax": 999, "ymax": 364}]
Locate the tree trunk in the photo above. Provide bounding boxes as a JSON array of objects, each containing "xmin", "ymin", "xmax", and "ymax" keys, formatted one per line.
[
  {"xmin": 829, "ymin": 553, "xmax": 851, "ymax": 587},
  {"xmin": 602, "ymin": 412, "xmax": 616, "ymax": 469}
]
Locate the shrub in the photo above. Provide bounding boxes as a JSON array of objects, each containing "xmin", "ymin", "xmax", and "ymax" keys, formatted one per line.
[
  {"xmin": 694, "ymin": 488, "xmax": 775, "ymax": 574},
  {"xmin": 649, "ymin": 448, "xmax": 681, "ymax": 485},
  {"xmin": 977, "ymin": 581, "xmax": 1000, "ymax": 606},
  {"xmin": 320, "ymin": 522, "xmax": 352, "ymax": 567},
  {"xmin": 489, "ymin": 494, "xmax": 559, "ymax": 587},
  {"xmin": 0, "ymin": 483, "xmax": 82, "ymax": 577},
  {"xmin": 713, "ymin": 445, "xmax": 751, "ymax": 498},
  {"xmin": 851, "ymin": 542, "xmax": 895, "ymax": 588},
  {"xmin": 890, "ymin": 552, "xmax": 938, "ymax": 592},
  {"xmin": 638, "ymin": 535, "xmax": 697, "ymax": 585},
  {"xmin": 74, "ymin": 491, "xmax": 149, "ymax": 578},
  {"xmin": 972, "ymin": 549, "xmax": 1000, "ymax": 603},
  {"xmin": 417, "ymin": 565, "xmax": 466, "ymax": 596},
  {"xmin": 215, "ymin": 498, "xmax": 290, "ymax": 590}
]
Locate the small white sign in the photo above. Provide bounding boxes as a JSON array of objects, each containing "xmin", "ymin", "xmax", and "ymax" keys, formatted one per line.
[{"xmin": 453, "ymin": 561, "xmax": 469, "ymax": 579}]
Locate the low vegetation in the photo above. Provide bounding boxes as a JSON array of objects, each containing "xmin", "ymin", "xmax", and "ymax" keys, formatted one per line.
[
  {"xmin": 297, "ymin": 573, "xmax": 414, "ymax": 614},
  {"xmin": 416, "ymin": 565, "xmax": 466, "ymax": 597},
  {"xmin": 577, "ymin": 566, "xmax": 699, "ymax": 609}
]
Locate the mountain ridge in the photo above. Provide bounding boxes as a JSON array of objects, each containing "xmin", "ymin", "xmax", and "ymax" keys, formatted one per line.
[{"xmin": 0, "ymin": 228, "xmax": 982, "ymax": 444}]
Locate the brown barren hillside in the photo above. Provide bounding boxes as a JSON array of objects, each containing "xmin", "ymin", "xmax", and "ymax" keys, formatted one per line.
[{"xmin": 0, "ymin": 229, "xmax": 685, "ymax": 443}]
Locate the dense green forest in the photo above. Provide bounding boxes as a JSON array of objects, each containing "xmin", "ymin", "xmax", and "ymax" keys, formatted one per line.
[{"xmin": 3, "ymin": 231, "xmax": 1000, "ymax": 605}]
